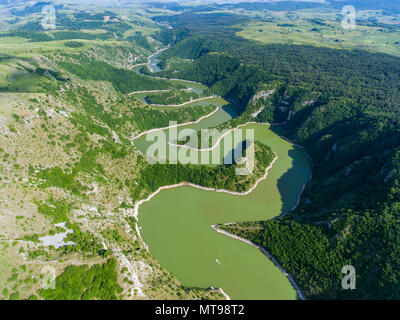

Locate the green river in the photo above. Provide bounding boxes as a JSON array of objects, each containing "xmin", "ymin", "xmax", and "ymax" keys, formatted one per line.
[{"xmin": 133, "ymin": 53, "xmax": 312, "ymax": 300}]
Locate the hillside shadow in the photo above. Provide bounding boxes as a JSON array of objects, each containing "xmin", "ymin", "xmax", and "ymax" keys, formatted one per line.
[
  {"xmin": 277, "ymin": 147, "xmax": 308, "ymax": 217},
  {"xmin": 268, "ymin": 125, "xmax": 309, "ymax": 216},
  {"xmin": 223, "ymin": 140, "xmax": 251, "ymax": 165},
  {"xmin": 221, "ymin": 103, "xmax": 240, "ymax": 118},
  {"xmin": 269, "ymin": 124, "xmax": 285, "ymax": 137}
]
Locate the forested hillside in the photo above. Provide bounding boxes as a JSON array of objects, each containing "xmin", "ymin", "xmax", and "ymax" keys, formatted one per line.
[{"xmin": 153, "ymin": 12, "xmax": 400, "ymax": 299}]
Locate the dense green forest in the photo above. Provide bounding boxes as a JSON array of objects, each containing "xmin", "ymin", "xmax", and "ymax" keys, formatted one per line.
[
  {"xmin": 57, "ymin": 54, "xmax": 179, "ymax": 94},
  {"xmin": 145, "ymin": 89, "xmax": 201, "ymax": 105},
  {"xmin": 221, "ymin": 208, "xmax": 400, "ymax": 300},
  {"xmin": 151, "ymin": 11, "xmax": 400, "ymax": 299},
  {"xmin": 132, "ymin": 142, "xmax": 275, "ymax": 199},
  {"xmin": 14, "ymin": 8, "xmax": 133, "ymax": 37},
  {"xmin": 151, "ymin": 53, "xmax": 241, "ymax": 86}
]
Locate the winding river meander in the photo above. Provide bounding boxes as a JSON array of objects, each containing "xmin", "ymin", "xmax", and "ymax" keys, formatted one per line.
[{"xmin": 132, "ymin": 51, "xmax": 312, "ymax": 300}]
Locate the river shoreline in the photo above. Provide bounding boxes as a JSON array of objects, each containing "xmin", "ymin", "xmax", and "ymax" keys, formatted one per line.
[
  {"xmin": 211, "ymin": 225, "xmax": 306, "ymax": 300},
  {"xmin": 131, "ymin": 47, "xmax": 312, "ymax": 301},
  {"xmin": 133, "ymin": 154, "xmax": 278, "ymax": 219}
]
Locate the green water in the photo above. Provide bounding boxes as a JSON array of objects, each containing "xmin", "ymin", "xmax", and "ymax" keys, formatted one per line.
[
  {"xmin": 137, "ymin": 124, "xmax": 311, "ymax": 299},
  {"xmin": 135, "ymin": 53, "xmax": 312, "ymax": 300}
]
